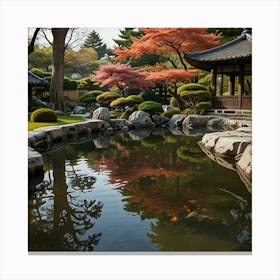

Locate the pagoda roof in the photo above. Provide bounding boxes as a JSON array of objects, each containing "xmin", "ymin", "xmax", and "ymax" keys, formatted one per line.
[
  {"xmin": 28, "ymin": 71, "xmax": 49, "ymax": 85},
  {"xmin": 184, "ymin": 31, "xmax": 252, "ymax": 71}
]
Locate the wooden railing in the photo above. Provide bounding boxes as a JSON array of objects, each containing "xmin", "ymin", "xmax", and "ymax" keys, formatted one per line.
[{"xmin": 212, "ymin": 96, "xmax": 251, "ymax": 109}]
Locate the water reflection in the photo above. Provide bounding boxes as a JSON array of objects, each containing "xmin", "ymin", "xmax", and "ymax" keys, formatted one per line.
[
  {"xmin": 28, "ymin": 147, "xmax": 103, "ymax": 251},
  {"xmin": 29, "ymin": 130, "xmax": 251, "ymax": 251}
]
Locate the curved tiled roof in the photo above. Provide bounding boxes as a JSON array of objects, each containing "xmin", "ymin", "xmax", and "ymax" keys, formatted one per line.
[
  {"xmin": 28, "ymin": 71, "xmax": 49, "ymax": 85},
  {"xmin": 184, "ymin": 32, "xmax": 252, "ymax": 70}
]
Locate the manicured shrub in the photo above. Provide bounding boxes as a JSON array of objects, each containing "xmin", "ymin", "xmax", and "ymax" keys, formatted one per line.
[
  {"xmin": 30, "ymin": 108, "xmax": 57, "ymax": 122},
  {"xmin": 170, "ymin": 97, "xmax": 179, "ymax": 107},
  {"xmin": 110, "ymin": 97, "xmax": 127, "ymax": 108},
  {"xmin": 110, "ymin": 95, "xmax": 143, "ymax": 108},
  {"xmin": 162, "ymin": 109, "xmax": 182, "ymax": 118},
  {"xmin": 138, "ymin": 101, "xmax": 163, "ymax": 115},
  {"xmin": 77, "ymin": 77, "xmax": 100, "ymax": 90},
  {"xmin": 183, "ymin": 108, "xmax": 196, "ymax": 115},
  {"xmin": 140, "ymin": 89, "xmax": 156, "ymax": 101},
  {"xmin": 178, "ymin": 83, "xmax": 207, "ymax": 93},
  {"xmin": 96, "ymin": 92, "xmax": 120, "ymax": 105},
  {"xmin": 126, "ymin": 95, "xmax": 143, "ymax": 105},
  {"xmin": 176, "ymin": 83, "xmax": 211, "ymax": 112},
  {"xmin": 79, "ymin": 90, "xmax": 103, "ymax": 104},
  {"xmin": 63, "ymin": 77, "xmax": 78, "ymax": 90},
  {"xmin": 120, "ymin": 108, "xmax": 134, "ymax": 120},
  {"xmin": 195, "ymin": 101, "xmax": 212, "ymax": 111}
]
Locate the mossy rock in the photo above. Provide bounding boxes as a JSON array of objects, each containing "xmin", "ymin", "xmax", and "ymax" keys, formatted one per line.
[{"xmin": 30, "ymin": 108, "xmax": 57, "ymax": 122}]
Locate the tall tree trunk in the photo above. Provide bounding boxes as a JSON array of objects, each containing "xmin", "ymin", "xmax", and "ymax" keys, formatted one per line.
[
  {"xmin": 50, "ymin": 28, "xmax": 69, "ymax": 110},
  {"xmin": 28, "ymin": 28, "xmax": 40, "ymax": 55},
  {"xmin": 168, "ymin": 89, "xmax": 188, "ymax": 111}
]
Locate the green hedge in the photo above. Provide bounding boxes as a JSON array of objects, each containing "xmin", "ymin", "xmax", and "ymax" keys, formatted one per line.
[
  {"xmin": 79, "ymin": 90, "xmax": 103, "ymax": 104},
  {"xmin": 138, "ymin": 101, "xmax": 163, "ymax": 114},
  {"xmin": 63, "ymin": 77, "xmax": 78, "ymax": 90},
  {"xmin": 30, "ymin": 108, "xmax": 57, "ymax": 122}
]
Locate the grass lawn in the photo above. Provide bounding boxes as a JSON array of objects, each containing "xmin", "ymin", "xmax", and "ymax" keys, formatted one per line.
[{"xmin": 28, "ymin": 115, "xmax": 85, "ymax": 131}]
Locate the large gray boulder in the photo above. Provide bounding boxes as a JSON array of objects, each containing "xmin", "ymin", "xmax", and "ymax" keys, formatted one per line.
[
  {"xmin": 92, "ymin": 107, "xmax": 111, "ymax": 121},
  {"xmin": 167, "ymin": 114, "xmax": 186, "ymax": 128},
  {"xmin": 213, "ymin": 136, "xmax": 252, "ymax": 157},
  {"xmin": 236, "ymin": 144, "xmax": 252, "ymax": 190},
  {"xmin": 34, "ymin": 126, "xmax": 63, "ymax": 143},
  {"xmin": 182, "ymin": 114, "xmax": 214, "ymax": 128},
  {"xmin": 128, "ymin": 111, "xmax": 154, "ymax": 128},
  {"xmin": 152, "ymin": 114, "xmax": 169, "ymax": 126},
  {"xmin": 73, "ymin": 105, "xmax": 86, "ymax": 114},
  {"xmin": 162, "ymin": 105, "xmax": 177, "ymax": 112}
]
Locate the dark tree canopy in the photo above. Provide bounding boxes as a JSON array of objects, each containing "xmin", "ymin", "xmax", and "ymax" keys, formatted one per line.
[{"xmin": 82, "ymin": 30, "xmax": 107, "ymax": 59}]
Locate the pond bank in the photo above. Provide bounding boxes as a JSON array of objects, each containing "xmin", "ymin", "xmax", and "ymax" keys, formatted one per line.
[{"xmin": 28, "ymin": 114, "xmax": 252, "ymax": 190}]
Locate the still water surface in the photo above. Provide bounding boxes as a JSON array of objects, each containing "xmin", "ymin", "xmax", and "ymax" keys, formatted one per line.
[{"xmin": 28, "ymin": 129, "xmax": 251, "ymax": 252}]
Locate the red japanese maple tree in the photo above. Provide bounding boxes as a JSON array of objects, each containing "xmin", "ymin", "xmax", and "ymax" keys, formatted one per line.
[
  {"xmin": 92, "ymin": 63, "xmax": 153, "ymax": 96},
  {"xmin": 113, "ymin": 28, "xmax": 221, "ymax": 69}
]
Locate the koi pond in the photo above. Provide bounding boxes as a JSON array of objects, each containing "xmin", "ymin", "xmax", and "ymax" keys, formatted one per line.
[{"xmin": 28, "ymin": 129, "xmax": 251, "ymax": 252}]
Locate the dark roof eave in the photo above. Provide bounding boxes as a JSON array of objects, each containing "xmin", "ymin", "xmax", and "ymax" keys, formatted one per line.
[{"xmin": 186, "ymin": 56, "xmax": 251, "ymax": 71}]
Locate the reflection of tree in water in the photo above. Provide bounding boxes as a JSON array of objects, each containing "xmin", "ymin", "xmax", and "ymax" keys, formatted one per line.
[
  {"xmin": 29, "ymin": 146, "xmax": 103, "ymax": 251},
  {"xmin": 101, "ymin": 132, "xmax": 251, "ymax": 251}
]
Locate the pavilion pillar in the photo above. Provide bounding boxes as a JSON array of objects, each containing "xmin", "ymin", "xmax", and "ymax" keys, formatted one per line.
[
  {"xmin": 228, "ymin": 74, "xmax": 235, "ymax": 96},
  {"xmin": 211, "ymin": 68, "xmax": 217, "ymax": 97},
  {"xmin": 238, "ymin": 64, "xmax": 245, "ymax": 109},
  {"xmin": 218, "ymin": 74, "xmax": 224, "ymax": 96}
]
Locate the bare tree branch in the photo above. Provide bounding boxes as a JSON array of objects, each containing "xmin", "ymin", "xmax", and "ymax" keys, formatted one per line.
[
  {"xmin": 41, "ymin": 29, "xmax": 53, "ymax": 46},
  {"xmin": 28, "ymin": 28, "xmax": 40, "ymax": 55}
]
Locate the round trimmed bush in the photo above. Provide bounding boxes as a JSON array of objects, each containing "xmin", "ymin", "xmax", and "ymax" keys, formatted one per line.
[
  {"xmin": 79, "ymin": 90, "xmax": 103, "ymax": 104},
  {"xmin": 110, "ymin": 97, "xmax": 127, "ymax": 108},
  {"xmin": 30, "ymin": 108, "xmax": 57, "ymax": 122},
  {"xmin": 162, "ymin": 109, "xmax": 182, "ymax": 118},
  {"xmin": 96, "ymin": 92, "xmax": 120, "ymax": 105},
  {"xmin": 195, "ymin": 101, "xmax": 212, "ymax": 110},
  {"xmin": 138, "ymin": 101, "xmax": 163, "ymax": 114},
  {"xmin": 126, "ymin": 95, "xmax": 143, "ymax": 105},
  {"xmin": 178, "ymin": 83, "xmax": 207, "ymax": 94}
]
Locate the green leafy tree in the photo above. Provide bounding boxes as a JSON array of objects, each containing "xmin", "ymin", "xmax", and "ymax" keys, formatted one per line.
[
  {"xmin": 28, "ymin": 45, "xmax": 53, "ymax": 71},
  {"xmin": 82, "ymin": 30, "xmax": 107, "ymax": 59},
  {"xmin": 65, "ymin": 47, "xmax": 98, "ymax": 77}
]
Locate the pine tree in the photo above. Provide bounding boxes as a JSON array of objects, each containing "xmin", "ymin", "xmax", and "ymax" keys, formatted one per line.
[
  {"xmin": 113, "ymin": 28, "xmax": 144, "ymax": 49},
  {"xmin": 82, "ymin": 30, "xmax": 107, "ymax": 59}
]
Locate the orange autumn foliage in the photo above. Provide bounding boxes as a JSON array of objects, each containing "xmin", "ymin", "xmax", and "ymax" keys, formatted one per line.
[
  {"xmin": 112, "ymin": 28, "xmax": 221, "ymax": 61},
  {"xmin": 146, "ymin": 69, "xmax": 199, "ymax": 85}
]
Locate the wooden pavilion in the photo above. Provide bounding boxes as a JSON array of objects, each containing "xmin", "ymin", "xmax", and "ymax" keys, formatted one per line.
[
  {"xmin": 184, "ymin": 29, "xmax": 252, "ymax": 110},
  {"xmin": 28, "ymin": 71, "xmax": 49, "ymax": 111}
]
